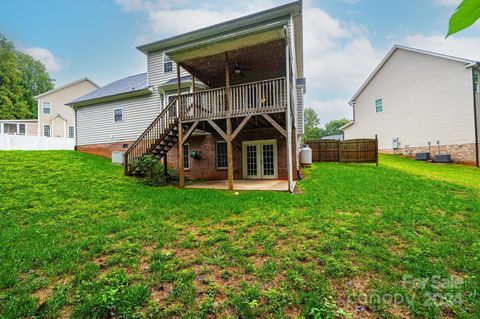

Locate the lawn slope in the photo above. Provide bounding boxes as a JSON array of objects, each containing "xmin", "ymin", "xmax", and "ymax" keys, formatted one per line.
[{"xmin": 0, "ymin": 151, "xmax": 479, "ymax": 318}]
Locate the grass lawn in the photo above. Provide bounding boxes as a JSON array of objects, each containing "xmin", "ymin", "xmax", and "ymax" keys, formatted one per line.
[{"xmin": 0, "ymin": 151, "xmax": 479, "ymax": 319}]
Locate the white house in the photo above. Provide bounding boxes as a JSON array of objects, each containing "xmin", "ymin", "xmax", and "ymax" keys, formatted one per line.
[{"xmin": 342, "ymin": 45, "xmax": 479, "ymax": 166}]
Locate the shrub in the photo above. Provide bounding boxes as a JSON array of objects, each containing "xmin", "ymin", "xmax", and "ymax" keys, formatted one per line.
[{"xmin": 132, "ymin": 155, "xmax": 178, "ymax": 186}]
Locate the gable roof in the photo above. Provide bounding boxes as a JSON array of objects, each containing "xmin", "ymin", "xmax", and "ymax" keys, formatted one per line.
[
  {"xmin": 349, "ymin": 45, "xmax": 479, "ymax": 105},
  {"xmin": 35, "ymin": 77, "xmax": 99, "ymax": 99},
  {"xmin": 68, "ymin": 73, "xmax": 150, "ymax": 106}
]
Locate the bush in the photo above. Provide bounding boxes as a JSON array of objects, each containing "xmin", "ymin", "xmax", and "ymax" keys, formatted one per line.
[{"xmin": 132, "ymin": 155, "xmax": 179, "ymax": 186}]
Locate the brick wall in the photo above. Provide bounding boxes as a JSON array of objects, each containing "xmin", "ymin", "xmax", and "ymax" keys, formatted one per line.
[
  {"xmin": 76, "ymin": 141, "xmax": 134, "ymax": 158},
  {"xmin": 76, "ymin": 127, "xmax": 299, "ymax": 179},
  {"xmin": 380, "ymin": 143, "xmax": 477, "ymax": 165}
]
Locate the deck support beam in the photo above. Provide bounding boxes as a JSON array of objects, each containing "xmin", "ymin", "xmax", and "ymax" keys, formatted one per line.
[
  {"xmin": 230, "ymin": 115, "xmax": 251, "ymax": 141},
  {"xmin": 225, "ymin": 53, "xmax": 234, "ymax": 190},
  {"xmin": 207, "ymin": 119, "xmax": 227, "ymax": 141},
  {"xmin": 177, "ymin": 64, "xmax": 185, "ymax": 188},
  {"xmin": 181, "ymin": 121, "xmax": 199, "ymax": 145},
  {"xmin": 262, "ymin": 114, "xmax": 287, "ymax": 138}
]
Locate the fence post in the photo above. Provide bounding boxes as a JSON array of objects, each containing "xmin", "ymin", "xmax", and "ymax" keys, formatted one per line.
[
  {"xmin": 337, "ymin": 140, "xmax": 341, "ymax": 162},
  {"xmin": 375, "ymin": 134, "xmax": 379, "ymax": 167}
]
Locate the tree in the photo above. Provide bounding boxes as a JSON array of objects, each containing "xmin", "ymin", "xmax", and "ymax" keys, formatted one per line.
[
  {"xmin": 324, "ymin": 118, "xmax": 350, "ymax": 137},
  {"xmin": 0, "ymin": 34, "xmax": 54, "ymax": 120},
  {"xmin": 447, "ymin": 0, "xmax": 480, "ymax": 37},
  {"xmin": 304, "ymin": 107, "xmax": 325, "ymax": 140},
  {"xmin": 16, "ymin": 52, "xmax": 54, "ymax": 117},
  {"xmin": 0, "ymin": 35, "xmax": 30, "ymax": 119}
]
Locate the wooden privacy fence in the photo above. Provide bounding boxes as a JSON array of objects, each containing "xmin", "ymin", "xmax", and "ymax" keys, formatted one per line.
[{"xmin": 305, "ymin": 136, "xmax": 378, "ymax": 165}]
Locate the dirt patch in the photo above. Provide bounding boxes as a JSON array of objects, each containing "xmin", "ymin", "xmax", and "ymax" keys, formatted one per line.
[
  {"xmin": 32, "ymin": 286, "xmax": 53, "ymax": 305},
  {"xmin": 139, "ymin": 241, "xmax": 157, "ymax": 272},
  {"xmin": 151, "ymin": 283, "xmax": 174, "ymax": 306},
  {"xmin": 331, "ymin": 276, "xmax": 378, "ymax": 319}
]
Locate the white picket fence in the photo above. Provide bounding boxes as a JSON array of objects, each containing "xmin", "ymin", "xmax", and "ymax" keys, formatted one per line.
[{"xmin": 0, "ymin": 134, "xmax": 75, "ymax": 150}]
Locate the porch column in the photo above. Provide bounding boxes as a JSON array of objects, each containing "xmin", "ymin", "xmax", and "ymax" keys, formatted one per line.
[
  {"xmin": 225, "ymin": 53, "xmax": 234, "ymax": 190},
  {"xmin": 0, "ymin": 123, "xmax": 3, "ymax": 135},
  {"xmin": 285, "ymin": 27, "xmax": 294, "ymax": 192},
  {"xmin": 177, "ymin": 64, "xmax": 185, "ymax": 188}
]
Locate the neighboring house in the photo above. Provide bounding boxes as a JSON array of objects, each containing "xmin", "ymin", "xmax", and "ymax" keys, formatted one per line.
[
  {"xmin": 342, "ymin": 45, "xmax": 480, "ymax": 166},
  {"xmin": 0, "ymin": 119, "xmax": 38, "ymax": 136},
  {"xmin": 68, "ymin": 1, "xmax": 305, "ymax": 191},
  {"xmin": 35, "ymin": 78, "xmax": 99, "ymax": 139}
]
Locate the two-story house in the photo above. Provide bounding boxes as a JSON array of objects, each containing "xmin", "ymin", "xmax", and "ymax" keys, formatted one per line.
[
  {"xmin": 342, "ymin": 45, "xmax": 479, "ymax": 166},
  {"xmin": 68, "ymin": 1, "xmax": 306, "ymax": 191}
]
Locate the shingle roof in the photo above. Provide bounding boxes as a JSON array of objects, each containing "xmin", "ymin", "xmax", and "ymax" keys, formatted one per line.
[{"xmin": 69, "ymin": 73, "xmax": 148, "ymax": 105}]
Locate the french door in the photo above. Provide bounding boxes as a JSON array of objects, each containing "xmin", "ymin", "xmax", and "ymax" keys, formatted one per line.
[{"xmin": 242, "ymin": 139, "xmax": 278, "ymax": 179}]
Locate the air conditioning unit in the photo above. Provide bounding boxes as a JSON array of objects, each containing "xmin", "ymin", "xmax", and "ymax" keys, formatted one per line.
[{"xmin": 392, "ymin": 137, "xmax": 400, "ymax": 149}]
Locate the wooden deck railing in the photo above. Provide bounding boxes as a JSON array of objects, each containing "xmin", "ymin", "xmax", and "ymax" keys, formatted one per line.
[
  {"xmin": 179, "ymin": 77, "xmax": 287, "ymax": 121},
  {"xmin": 124, "ymin": 98, "xmax": 178, "ymax": 175}
]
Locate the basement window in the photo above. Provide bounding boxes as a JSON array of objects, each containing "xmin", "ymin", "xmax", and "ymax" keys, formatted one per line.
[
  {"xmin": 216, "ymin": 141, "xmax": 228, "ymax": 169},
  {"xmin": 183, "ymin": 144, "xmax": 190, "ymax": 169},
  {"xmin": 375, "ymin": 99, "xmax": 383, "ymax": 113}
]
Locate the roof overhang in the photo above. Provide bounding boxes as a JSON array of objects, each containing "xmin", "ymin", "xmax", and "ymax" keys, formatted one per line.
[
  {"xmin": 349, "ymin": 45, "xmax": 479, "ymax": 105},
  {"xmin": 137, "ymin": 1, "xmax": 303, "ymax": 78},
  {"xmin": 35, "ymin": 78, "xmax": 99, "ymax": 99},
  {"xmin": 68, "ymin": 87, "xmax": 153, "ymax": 108},
  {"xmin": 339, "ymin": 121, "xmax": 354, "ymax": 131}
]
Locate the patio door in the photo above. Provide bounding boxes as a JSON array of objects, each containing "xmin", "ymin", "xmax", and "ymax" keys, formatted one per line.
[{"xmin": 242, "ymin": 140, "xmax": 277, "ymax": 179}]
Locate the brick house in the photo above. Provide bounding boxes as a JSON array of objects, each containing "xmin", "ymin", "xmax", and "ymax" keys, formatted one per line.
[{"xmin": 68, "ymin": 1, "xmax": 306, "ymax": 191}]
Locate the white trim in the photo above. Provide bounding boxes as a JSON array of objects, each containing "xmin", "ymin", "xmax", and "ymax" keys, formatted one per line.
[
  {"xmin": 42, "ymin": 101, "xmax": 52, "ymax": 114},
  {"xmin": 242, "ymin": 139, "xmax": 278, "ymax": 180},
  {"xmin": 34, "ymin": 78, "xmax": 99, "ymax": 99},
  {"xmin": 68, "ymin": 125, "xmax": 75, "ymax": 139},
  {"xmin": 113, "ymin": 107, "xmax": 123, "ymax": 123},
  {"xmin": 0, "ymin": 123, "xmax": 3, "ymax": 135},
  {"xmin": 43, "ymin": 124, "xmax": 51, "ymax": 137},
  {"xmin": 349, "ymin": 45, "xmax": 479, "ymax": 105},
  {"xmin": 339, "ymin": 121, "xmax": 354, "ymax": 131}
]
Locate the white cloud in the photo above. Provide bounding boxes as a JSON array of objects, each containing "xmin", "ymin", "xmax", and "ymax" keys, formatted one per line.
[
  {"xmin": 307, "ymin": 98, "xmax": 352, "ymax": 126},
  {"xmin": 23, "ymin": 47, "xmax": 65, "ymax": 73},
  {"xmin": 433, "ymin": 0, "xmax": 459, "ymax": 6},
  {"xmin": 401, "ymin": 34, "xmax": 480, "ymax": 61}
]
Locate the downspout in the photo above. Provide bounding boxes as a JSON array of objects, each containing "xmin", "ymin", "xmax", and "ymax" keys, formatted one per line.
[
  {"xmin": 74, "ymin": 107, "xmax": 78, "ymax": 150},
  {"xmin": 285, "ymin": 24, "xmax": 294, "ymax": 192},
  {"xmin": 472, "ymin": 64, "xmax": 479, "ymax": 167}
]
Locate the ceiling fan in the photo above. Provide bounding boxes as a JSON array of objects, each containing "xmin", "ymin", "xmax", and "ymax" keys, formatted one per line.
[{"xmin": 230, "ymin": 61, "xmax": 252, "ymax": 77}]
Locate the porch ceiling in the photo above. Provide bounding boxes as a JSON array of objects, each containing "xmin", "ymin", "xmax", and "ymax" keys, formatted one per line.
[{"xmin": 178, "ymin": 38, "xmax": 286, "ymax": 88}]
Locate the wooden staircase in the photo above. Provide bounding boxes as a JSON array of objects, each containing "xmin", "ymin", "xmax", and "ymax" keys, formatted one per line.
[{"xmin": 124, "ymin": 98, "xmax": 178, "ymax": 175}]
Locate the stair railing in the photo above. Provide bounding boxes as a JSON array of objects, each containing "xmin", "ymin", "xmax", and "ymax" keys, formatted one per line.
[{"xmin": 124, "ymin": 97, "xmax": 178, "ymax": 175}]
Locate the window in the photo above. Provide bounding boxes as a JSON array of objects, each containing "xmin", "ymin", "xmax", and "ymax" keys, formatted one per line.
[
  {"xmin": 43, "ymin": 124, "xmax": 51, "ymax": 137},
  {"xmin": 163, "ymin": 54, "xmax": 173, "ymax": 73},
  {"xmin": 474, "ymin": 73, "xmax": 479, "ymax": 93},
  {"xmin": 216, "ymin": 141, "xmax": 228, "ymax": 169},
  {"xmin": 183, "ymin": 144, "xmax": 189, "ymax": 169},
  {"xmin": 113, "ymin": 108, "xmax": 123, "ymax": 122},
  {"xmin": 19, "ymin": 124, "xmax": 26, "ymax": 135},
  {"xmin": 42, "ymin": 101, "xmax": 51, "ymax": 114},
  {"xmin": 375, "ymin": 99, "xmax": 383, "ymax": 113},
  {"xmin": 68, "ymin": 126, "xmax": 75, "ymax": 139}
]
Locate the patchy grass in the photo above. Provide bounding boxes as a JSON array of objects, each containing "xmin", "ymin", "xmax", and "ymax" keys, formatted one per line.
[{"xmin": 0, "ymin": 151, "xmax": 479, "ymax": 318}]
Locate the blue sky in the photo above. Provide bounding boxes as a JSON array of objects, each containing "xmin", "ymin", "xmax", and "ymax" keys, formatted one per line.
[{"xmin": 1, "ymin": 0, "xmax": 479, "ymax": 126}]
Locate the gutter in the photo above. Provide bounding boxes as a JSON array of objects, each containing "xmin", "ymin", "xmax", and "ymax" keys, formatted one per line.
[
  {"xmin": 472, "ymin": 63, "xmax": 480, "ymax": 167},
  {"xmin": 68, "ymin": 87, "xmax": 153, "ymax": 108}
]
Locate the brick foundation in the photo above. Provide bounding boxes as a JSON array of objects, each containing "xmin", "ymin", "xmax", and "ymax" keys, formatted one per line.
[
  {"xmin": 380, "ymin": 143, "xmax": 478, "ymax": 165},
  {"xmin": 76, "ymin": 128, "xmax": 299, "ymax": 180},
  {"xmin": 76, "ymin": 141, "xmax": 134, "ymax": 158}
]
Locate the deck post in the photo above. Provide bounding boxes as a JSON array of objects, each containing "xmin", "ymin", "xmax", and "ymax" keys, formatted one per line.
[
  {"xmin": 225, "ymin": 52, "xmax": 234, "ymax": 190},
  {"xmin": 285, "ymin": 27, "xmax": 294, "ymax": 192},
  {"xmin": 177, "ymin": 64, "xmax": 185, "ymax": 188}
]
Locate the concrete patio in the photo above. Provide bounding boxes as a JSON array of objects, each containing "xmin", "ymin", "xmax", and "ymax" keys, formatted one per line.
[{"xmin": 185, "ymin": 180, "xmax": 292, "ymax": 191}]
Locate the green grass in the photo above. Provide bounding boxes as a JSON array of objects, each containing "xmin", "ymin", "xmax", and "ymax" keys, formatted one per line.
[{"xmin": 0, "ymin": 151, "xmax": 479, "ymax": 318}]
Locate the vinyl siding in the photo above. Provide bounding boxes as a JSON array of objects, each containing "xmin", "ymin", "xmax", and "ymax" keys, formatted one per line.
[
  {"xmin": 147, "ymin": 50, "xmax": 190, "ymax": 86},
  {"xmin": 296, "ymin": 86, "xmax": 304, "ymax": 135},
  {"xmin": 76, "ymin": 91, "xmax": 161, "ymax": 145},
  {"xmin": 343, "ymin": 49, "xmax": 476, "ymax": 149}
]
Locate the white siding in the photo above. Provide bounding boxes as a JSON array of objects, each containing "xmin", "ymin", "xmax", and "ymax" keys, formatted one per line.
[
  {"xmin": 343, "ymin": 49, "xmax": 476, "ymax": 149},
  {"xmin": 147, "ymin": 50, "xmax": 190, "ymax": 86},
  {"xmin": 76, "ymin": 92, "xmax": 161, "ymax": 145},
  {"xmin": 296, "ymin": 86, "xmax": 304, "ymax": 135}
]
